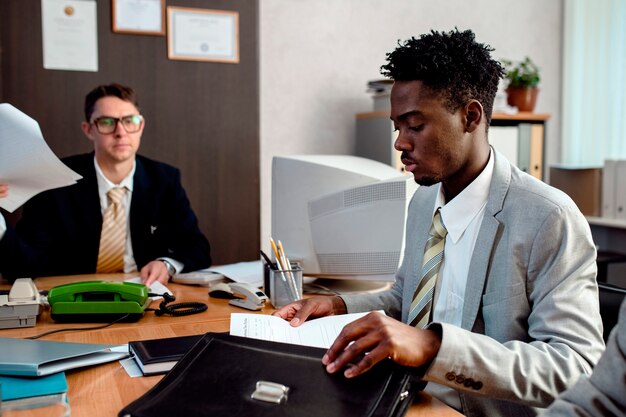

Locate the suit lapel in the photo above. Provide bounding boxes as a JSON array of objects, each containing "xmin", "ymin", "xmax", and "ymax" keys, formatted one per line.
[
  {"xmin": 77, "ymin": 156, "xmax": 102, "ymax": 244},
  {"xmin": 461, "ymin": 149, "xmax": 511, "ymax": 330},
  {"xmin": 130, "ymin": 157, "xmax": 151, "ymax": 240},
  {"xmin": 67, "ymin": 155, "xmax": 102, "ymax": 269}
]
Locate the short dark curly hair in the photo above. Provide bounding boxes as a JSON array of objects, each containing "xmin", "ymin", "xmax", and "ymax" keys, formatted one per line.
[{"xmin": 380, "ymin": 29, "xmax": 504, "ymax": 125}]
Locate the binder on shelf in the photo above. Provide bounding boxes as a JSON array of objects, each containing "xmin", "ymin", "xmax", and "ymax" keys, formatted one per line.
[
  {"xmin": 489, "ymin": 126, "xmax": 518, "ymax": 167},
  {"xmin": 602, "ymin": 160, "xmax": 617, "ymax": 219},
  {"xmin": 614, "ymin": 160, "xmax": 626, "ymax": 222},
  {"xmin": 517, "ymin": 123, "xmax": 532, "ymax": 175},
  {"xmin": 529, "ymin": 123, "xmax": 544, "ymax": 179},
  {"xmin": 119, "ymin": 333, "xmax": 424, "ymax": 417}
]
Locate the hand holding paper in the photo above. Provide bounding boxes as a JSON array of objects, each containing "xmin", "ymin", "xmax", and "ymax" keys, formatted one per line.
[
  {"xmin": 230, "ymin": 311, "xmax": 383, "ymax": 349},
  {"xmin": 0, "ymin": 104, "xmax": 81, "ymax": 212}
]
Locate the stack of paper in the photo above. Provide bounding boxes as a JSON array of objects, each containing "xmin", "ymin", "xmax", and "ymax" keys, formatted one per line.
[{"xmin": 0, "ymin": 103, "xmax": 82, "ymax": 213}]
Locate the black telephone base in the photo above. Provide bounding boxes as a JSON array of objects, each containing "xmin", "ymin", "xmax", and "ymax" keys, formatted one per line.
[{"xmin": 51, "ymin": 312, "xmax": 144, "ymax": 323}]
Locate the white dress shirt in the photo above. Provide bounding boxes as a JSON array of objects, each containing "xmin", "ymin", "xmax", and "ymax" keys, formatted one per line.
[
  {"xmin": 425, "ymin": 149, "xmax": 495, "ymax": 409},
  {"xmin": 94, "ymin": 158, "xmax": 137, "ymax": 273},
  {"xmin": 433, "ymin": 150, "xmax": 494, "ymax": 325},
  {"xmin": 93, "ymin": 158, "xmax": 182, "ymax": 274}
]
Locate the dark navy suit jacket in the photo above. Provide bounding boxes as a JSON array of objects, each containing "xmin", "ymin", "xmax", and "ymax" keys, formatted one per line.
[{"xmin": 0, "ymin": 153, "xmax": 211, "ymax": 280}]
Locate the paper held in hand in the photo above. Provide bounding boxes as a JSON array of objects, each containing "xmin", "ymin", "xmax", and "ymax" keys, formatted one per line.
[
  {"xmin": 229, "ymin": 311, "xmax": 385, "ymax": 349},
  {"xmin": 0, "ymin": 103, "xmax": 82, "ymax": 213}
]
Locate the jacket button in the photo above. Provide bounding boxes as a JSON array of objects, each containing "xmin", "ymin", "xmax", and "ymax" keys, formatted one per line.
[
  {"xmin": 464, "ymin": 378, "xmax": 474, "ymax": 388},
  {"xmin": 455, "ymin": 374, "xmax": 465, "ymax": 384},
  {"xmin": 445, "ymin": 372, "xmax": 456, "ymax": 381},
  {"xmin": 472, "ymin": 381, "xmax": 483, "ymax": 390}
]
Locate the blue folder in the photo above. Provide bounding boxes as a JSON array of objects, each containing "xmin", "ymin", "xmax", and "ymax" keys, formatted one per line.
[{"xmin": 0, "ymin": 337, "xmax": 129, "ymax": 376}]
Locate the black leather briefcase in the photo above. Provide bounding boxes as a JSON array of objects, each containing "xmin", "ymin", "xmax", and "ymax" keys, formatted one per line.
[{"xmin": 118, "ymin": 332, "xmax": 424, "ymax": 417}]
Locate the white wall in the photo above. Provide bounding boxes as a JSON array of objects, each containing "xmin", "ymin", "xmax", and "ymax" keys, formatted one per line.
[{"xmin": 260, "ymin": 0, "xmax": 563, "ymax": 252}]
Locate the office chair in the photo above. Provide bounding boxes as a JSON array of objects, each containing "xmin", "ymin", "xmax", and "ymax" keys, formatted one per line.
[{"xmin": 597, "ymin": 282, "xmax": 626, "ymax": 342}]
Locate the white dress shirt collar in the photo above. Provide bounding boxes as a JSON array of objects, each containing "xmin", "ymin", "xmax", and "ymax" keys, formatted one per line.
[
  {"xmin": 93, "ymin": 157, "xmax": 135, "ymax": 196},
  {"xmin": 434, "ymin": 149, "xmax": 495, "ymax": 243}
]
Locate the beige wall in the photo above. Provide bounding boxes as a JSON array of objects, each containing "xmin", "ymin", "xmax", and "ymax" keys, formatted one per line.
[{"xmin": 260, "ymin": 0, "xmax": 563, "ymax": 253}]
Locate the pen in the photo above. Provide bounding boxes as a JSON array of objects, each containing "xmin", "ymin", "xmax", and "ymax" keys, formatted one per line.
[
  {"xmin": 278, "ymin": 240, "xmax": 300, "ymax": 301},
  {"xmin": 260, "ymin": 250, "xmax": 276, "ymax": 269}
]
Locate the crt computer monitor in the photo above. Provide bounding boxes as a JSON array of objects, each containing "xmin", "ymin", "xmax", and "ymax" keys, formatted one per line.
[{"xmin": 271, "ymin": 155, "xmax": 418, "ymax": 282}]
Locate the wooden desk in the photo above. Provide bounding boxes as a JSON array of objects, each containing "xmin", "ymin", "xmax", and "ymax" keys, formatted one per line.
[{"xmin": 1, "ymin": 274, "xmax": 462, "ymax": 417}]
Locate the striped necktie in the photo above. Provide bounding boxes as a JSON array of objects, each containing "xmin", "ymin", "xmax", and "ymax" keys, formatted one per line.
[
  {"xmin": 408, "ymin": 209, "xmax": 448, "ymax": 328},
  {"xmin": 96, "ymin": 187, "xmax": 127, "ymax": 273}
]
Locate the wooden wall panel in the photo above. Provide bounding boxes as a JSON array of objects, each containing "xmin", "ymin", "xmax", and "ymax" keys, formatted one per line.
[{"xmin": 0, "ymin": 0, "xmax": 259, "ymax": 265}]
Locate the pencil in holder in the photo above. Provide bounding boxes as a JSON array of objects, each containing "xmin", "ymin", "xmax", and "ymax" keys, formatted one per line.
[{"xmin": 269, "ymin": 263, "xmax": 302, "ymax": 308}]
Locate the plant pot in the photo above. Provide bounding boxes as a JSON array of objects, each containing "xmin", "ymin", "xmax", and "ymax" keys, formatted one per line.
[{"xmin": 506, "ymin": 86, "xmax": 538, "ymax": 112}]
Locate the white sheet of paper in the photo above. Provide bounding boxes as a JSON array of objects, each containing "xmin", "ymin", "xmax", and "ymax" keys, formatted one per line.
[
  {"xmin": 183, "ymin": 261, "xmax": 263, "ymax": 287},
  {"xmin": 41, "ymin": 0, "xmax": 98, "ymax": 72},
  {"xmin": 0, "ymin": 104, "xmax": 82, "ymax": 213},
  {"xmin": 120, "ymin": 356, "xmax": 144, "ymax": 378},
  {"xmin": 229, "ymin": 311, "xmax": 382, "ymax": 349}
]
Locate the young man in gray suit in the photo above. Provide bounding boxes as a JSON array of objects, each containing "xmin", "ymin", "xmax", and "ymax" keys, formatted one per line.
[{"xmin": 274, "ymin": 29, "xmax": 605, "ymax": 416}]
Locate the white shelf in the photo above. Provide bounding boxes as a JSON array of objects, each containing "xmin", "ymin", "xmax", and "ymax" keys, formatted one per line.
[{"xmin": 586, "ymin": 216, "xmax": 626, "ymax": 229}]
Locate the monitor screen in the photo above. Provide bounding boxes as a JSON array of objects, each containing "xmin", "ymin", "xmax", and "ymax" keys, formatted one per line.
[{"xmin": 271, "ymin": 155, "xmax": 418, "ymax": 282}]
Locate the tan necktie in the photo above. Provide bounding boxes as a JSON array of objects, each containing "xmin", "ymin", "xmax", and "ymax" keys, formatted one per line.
[
  {"xmin": 408, "ymin": 209, "xmax": 448, "ymax": 328},
  {"xmin": 96, "ymin": 187, "xmax": 127, "ymax": 273}
]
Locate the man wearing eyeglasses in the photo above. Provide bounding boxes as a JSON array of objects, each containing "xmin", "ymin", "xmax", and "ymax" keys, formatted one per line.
[{"xmin": 0, "ymin": 83, "xmax": 211, "ymax": 284}]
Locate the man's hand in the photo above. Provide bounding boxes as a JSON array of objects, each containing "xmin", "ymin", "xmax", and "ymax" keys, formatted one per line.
[
  {"xmin": 322, "ymin": 313, "xmax": 441, "ymax": 378},
  {"xmin": 272, "ymin": 296, "xmax": 347, "ymax": 327},
  {"xmin": 140, "ymin": 260, "xmax": 170, "ymax": 286},
  {"xmin": 0, "ymin": 184, "xmax": 8, "ymax": 198}
]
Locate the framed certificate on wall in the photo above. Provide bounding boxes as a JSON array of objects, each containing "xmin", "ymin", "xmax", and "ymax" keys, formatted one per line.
[
  {"xmin": 167, "ymin": 6, "xmax": 239, "ymax": 63},
  {"xmin": 112, "ymin": 0, "xmax": 165, "ymax": 36}
]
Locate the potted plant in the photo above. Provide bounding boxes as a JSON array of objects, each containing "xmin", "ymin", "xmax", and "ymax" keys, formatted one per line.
[{"xmin": 501, "ymin": 56, "xmax": 540, "ymax": 112}]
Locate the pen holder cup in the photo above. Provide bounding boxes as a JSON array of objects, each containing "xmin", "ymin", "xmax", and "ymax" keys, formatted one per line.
[{"xmin": 268, "ymin": 263, "xmax": 302, "ymax": 308}]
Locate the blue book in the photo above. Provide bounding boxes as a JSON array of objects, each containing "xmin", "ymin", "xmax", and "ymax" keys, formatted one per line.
[
  {"xmin": 0, "ymin": 372, "xmax": 69, "ymax": 414},
  {"xmin": 0, "ymin": 372, "xmax": 67, "ymax": 401}
]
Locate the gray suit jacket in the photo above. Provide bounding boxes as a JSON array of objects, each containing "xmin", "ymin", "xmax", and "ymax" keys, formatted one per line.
[
  {"xmin": 540, "ymin": 298, "xmax": 626, "ymax": 417},
  {"xmin": 342, "ymin": 149, "xmax": 605, "ymax": 417}
]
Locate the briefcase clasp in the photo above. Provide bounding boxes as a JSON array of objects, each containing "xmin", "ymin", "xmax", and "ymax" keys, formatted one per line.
[{"xmin": 251, "ymin": 380, "xmax": 290, "ymax": 404}]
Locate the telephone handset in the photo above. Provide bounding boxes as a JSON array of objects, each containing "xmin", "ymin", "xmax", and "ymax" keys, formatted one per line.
[
  {"xmin": 48, "ymin": 281, "xmax": 151, "ymax": 322},
  {"xmin": 7, "ymin": 277, "xmax": 40, "ymax": 302},
  {"xmin": 0, "ymin": 278, "xmax": 41, "ymax": 329}
]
